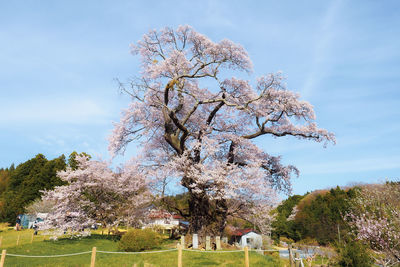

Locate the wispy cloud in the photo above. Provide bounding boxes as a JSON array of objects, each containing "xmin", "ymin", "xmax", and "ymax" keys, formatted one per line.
[
  {"xmin": 0, "ymin": 0, "xmax": 399, "ymax": 195},
  {"xmin": 300, "ymin": 155, "xmax": 400, "ymax": 175},
  {"xmin": 301, "ymin": 0, "xmax": 343, "ymax": 98},
  {"xmin": 0, "ymin": 97, "xmax": 110, "ymax": 125},
  {"xmin": 201, "ymin": 0, "xmax": 235, "ymax": 28}
]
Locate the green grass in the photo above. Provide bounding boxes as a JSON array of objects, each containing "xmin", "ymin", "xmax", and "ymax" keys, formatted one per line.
[
  {"xmin": 0, "ymin": 229, "xmax": 282, "ymax": 267},
  {"xmin": 0, "ymin": 228, "xmax": 49, "ymax": 248}
]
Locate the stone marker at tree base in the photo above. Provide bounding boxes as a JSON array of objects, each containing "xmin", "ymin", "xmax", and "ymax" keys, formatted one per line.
[
  {"xmin": 192, "ymin": 234, "xmax": 198, "ymax": 249},
  {"xmin": 216, "ymin": 236, "xmax": 221, "ymax": 250},
  {"xmin": 206, "ymin": 236, "xmax": 211, "ymax": 250},
  {"xmin": 222, "ymin": 237, "xmax": 228, "ymax": 244},
  {"xmin": 181, "ymin": 236, "xmax": 185, "ymax": 248}
]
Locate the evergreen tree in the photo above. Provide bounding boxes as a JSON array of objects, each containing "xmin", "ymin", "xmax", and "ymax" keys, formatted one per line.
[
  {"xmin": 0, "ymin": 154, "xmax": 67, "ymax": 223},
  {"xmin": 272, "ymin": 186, "xmax": 358, "ymax": 245},
  {"xmin": 271, "ymin": 194, "xmax": 304, "ymax": 241},
  {"xmin": 294, "ymin": 186, "xmax": 357, "ymax": 244}
]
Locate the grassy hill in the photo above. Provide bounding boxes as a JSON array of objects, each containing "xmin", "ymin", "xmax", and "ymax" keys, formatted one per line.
[{"xmin": 0, "ymin": 228, "xmax": 282, "ymax": 267}]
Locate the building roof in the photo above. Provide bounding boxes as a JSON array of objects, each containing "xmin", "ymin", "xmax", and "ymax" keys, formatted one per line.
[
  {"xmin": 231, "ymin": 229, "xmax": 259, "ymax": 236},
  {"xmin": 147, "ymin": 209, "xmax": 183, "ymax": 220},
  {"xmin": 148, "ymin": 209, "xmax": 172, "ymax": 219},
  {"xmin": 172, "ymin": 214, "xmax": 183, "ymax": 219}
]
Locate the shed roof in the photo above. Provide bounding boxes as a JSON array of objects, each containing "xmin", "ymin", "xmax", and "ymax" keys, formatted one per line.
[{"xmin": 231, "ymin": 229, "xmax": 258, "ymax": 236}]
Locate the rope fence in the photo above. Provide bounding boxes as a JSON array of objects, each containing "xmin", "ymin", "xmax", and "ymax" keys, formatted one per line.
[
  {"xmin": 182, "ymin": 248, "xmax": 244, "ymax": 253},
  {"xmin": 5, "ymin": 251, "xmax": 92, "ymax": 258},
  {"xmin": 0, "ymin": 232, "xmax": 313, "ymax": 267},
  {"xmin": 0, "ymin": 245, "xmax": 276, "ymax": 267},
  {"xmin": 96, "ymin": 248, "xmax": 178, "ymax": 254}
]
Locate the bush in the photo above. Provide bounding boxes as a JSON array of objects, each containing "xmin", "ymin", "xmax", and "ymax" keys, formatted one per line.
[
  {"xmin": 0, "ymin": 222, "xmax": 9, "ymax": 231},
  {"xmin": 280, "ymin": 236, "xmax": 294, "ymax": 245},
  {"xmin": 118, "ymin": 229, "xmax": 162, "ymax": 252},
  {"xmin": 335, "ymin": 241, "xmax": 374, "ymax": 267},
  {"xmin": 297, "ymin": 237, "xmax": 319, "ymax": 246}
]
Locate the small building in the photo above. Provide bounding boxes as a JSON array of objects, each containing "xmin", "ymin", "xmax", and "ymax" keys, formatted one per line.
[
  {"xmin": 143, "ymin": 209, "xmax": 183, "ymax": 231},
  {"xmin": 231, "ymin": 229, "xmax": 263, "ymax": 249}
]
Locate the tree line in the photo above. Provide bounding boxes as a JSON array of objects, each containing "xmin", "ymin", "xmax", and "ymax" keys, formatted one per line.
[
  {"xmin": 0, "ymin": 152, "xmax": 85, "ymax": 223},
  {"xmin": 272, "ymin": 183, "xmax": 400, "ymax": 265},
  {"xmin": 271, "ymin": 186, "xmax": 358, "ymax": 245}
]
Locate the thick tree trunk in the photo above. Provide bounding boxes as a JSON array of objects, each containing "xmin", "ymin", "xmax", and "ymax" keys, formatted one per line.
[
  {"xmin": 188, "ymin": 192, "xmax": 210, "ymax": 235},
  {"xmin": 215, "ymin": 199, "xmax": 228, "ymax": 234},
  {"xmin": 187, "ymin": 191, "xmax": 228, "ymax": 236}
]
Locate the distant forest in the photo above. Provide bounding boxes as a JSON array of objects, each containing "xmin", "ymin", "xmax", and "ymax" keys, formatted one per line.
[
  {"xmin": 0, "ymin": 152, "xmax": 84, "ymax": 223},
  {"xmin": 271, "ymin": 186, "xmax": 359, "ymax": 245}
]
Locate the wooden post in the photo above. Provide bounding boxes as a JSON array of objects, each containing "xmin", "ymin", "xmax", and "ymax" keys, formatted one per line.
[
  {"xmin": 295, "ymin": 252, "xmax": 300, "ymax": 267},
  {"xmin": 244, "ymin": 246, "xmax": 249, "ymax": 267},
  {"xmin": 90, "ymin": 247, "xmax": 96, "ymax": 267},
  {"xmin": 177, "ymin": 244, "xmax": 182, "ymax": 267},
  {"xmin": 0, "ymin": 250, "xmax": 6, "ymax": 267},
  {"xmin": 16, "ymin": 234, "xmax": 20, "ymax": 246},
  {"xmin": 289, "ymin": 244, "xmax": 294, "ymax": 267},
  {"xmin": 31, "ymin": 232, "xmax": 34, "ymax": 243}
]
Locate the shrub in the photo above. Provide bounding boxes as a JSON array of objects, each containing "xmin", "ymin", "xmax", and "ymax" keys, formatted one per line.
[
  {"xmin": 280, "ymin": 236, "xmax": 294, "ymax": 245},
  {"xmin": 335, "ymin": 240, "xmax": 374, "ymax": 267},
  {"xmin": 297, "ymin": 237, "xmax": 319, "ymax": 246},
  {"xmin": 118, "ymin": 229, "xmax": 162, "ymax": 252}
]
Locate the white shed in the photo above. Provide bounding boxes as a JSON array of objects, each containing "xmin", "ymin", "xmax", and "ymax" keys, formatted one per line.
[{"xmin": 232, "ymin": 229, "xmax": 263, "ymax": 249}]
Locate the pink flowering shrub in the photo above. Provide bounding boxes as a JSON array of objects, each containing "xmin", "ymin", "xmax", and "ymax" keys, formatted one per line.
[{"xmin": 345, "ymin": 183, "xmax": 400, "ymax": 266}]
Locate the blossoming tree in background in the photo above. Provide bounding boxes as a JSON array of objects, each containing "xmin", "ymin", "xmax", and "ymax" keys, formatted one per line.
[
  {"xmin": 346, "ymin": 183, "xmax": 400, "ymax": 266},
  {"xmin": 40, "ymin": 155, "xmax": 150, "ymax": 234},
  {"xmin": 109, "ymin": 25, "xmax": 335, "ymax": 235}
]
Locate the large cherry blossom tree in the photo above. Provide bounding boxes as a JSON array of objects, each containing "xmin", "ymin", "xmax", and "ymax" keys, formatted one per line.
[
  {"xmin": 40, "ymin": 155, "xmax": 150, "ymax": 234},
  {"xmin": 346, "ymin": 183, "xmax": 400, "ymax": 267},
  {"xmin": 109, "ymin": 25, "xmax": 335, "ymax": 235}
]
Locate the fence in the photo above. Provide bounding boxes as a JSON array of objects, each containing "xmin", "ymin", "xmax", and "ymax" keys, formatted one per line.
[
  {"xmin": 0, "ymin": 245, "xmax": 294, "ymax": 267},
  {"xmin": 0, "ymin": 233, "xmax": 308, "ymax": 267}
]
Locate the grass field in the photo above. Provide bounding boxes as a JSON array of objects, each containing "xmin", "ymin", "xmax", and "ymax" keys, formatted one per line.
[
  {"xmin": 0, "ymin": 228, "xmax": 49, "ymax": 248},
  {"xmin": 0, "ymin": 228, "xmax": 283, "ymax": 267}
]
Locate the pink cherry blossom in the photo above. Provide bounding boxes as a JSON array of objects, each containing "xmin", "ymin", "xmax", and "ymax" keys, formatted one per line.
[
  {"xmin": 345, "ymin": 183, "xmax": 400, "ymax": 266},
  {"xmin": 39, "ymin": 155, "xmax": 151, "ymax": 235},
  {"xmin": 109, "ymin": 25, "xmax": 335, "ymax": 235}
]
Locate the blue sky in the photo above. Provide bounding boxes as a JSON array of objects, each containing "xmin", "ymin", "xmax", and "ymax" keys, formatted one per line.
[{"xmin": 1, "ymin": 0, "xmax": 399, "ymax": 196}]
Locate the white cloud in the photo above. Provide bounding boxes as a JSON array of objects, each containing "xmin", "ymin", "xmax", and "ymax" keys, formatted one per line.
[
  {"xmin": 200, "ymin": 0, "xmax": 235, "ymax": 28},
  {"xmin": 300, "ymin": 156, "xmax": 400, "ymax": 175},
  {"xmin": 0, "ymin": 96, "xmax": 110, "ymax": 125},
  {"xmin": 301, "ymin": 0, "xmax": 343, "ymax": 98}
]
